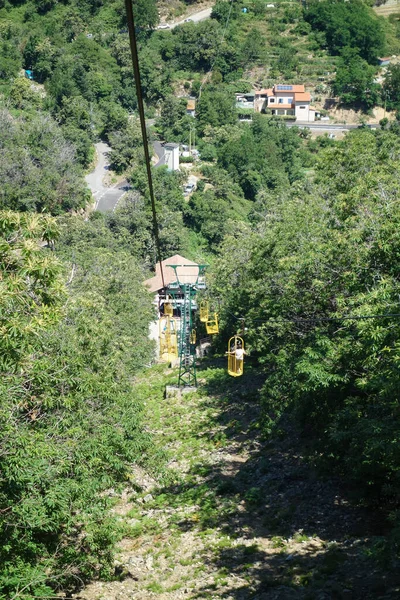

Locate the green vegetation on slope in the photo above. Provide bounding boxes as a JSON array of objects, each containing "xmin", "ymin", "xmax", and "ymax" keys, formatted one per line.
[
  {"xmin": 215, "ymin": 128, "xmax": 400, "ymax": 525},
  {"xmin": 0, "ymin": 211, "xmax": 158, "ymax": 598},
  {"xmin": 1, "ymin": 0, "xmax": 400, "ymax": 596}
]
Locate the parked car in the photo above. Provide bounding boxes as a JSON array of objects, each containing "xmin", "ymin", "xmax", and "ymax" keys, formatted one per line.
[
  {"xmin": 183, "ymin": 183, "xmax": 195, "ymax": 196},
  {"xmin": 184, "ymin": 18, "xmax": 193, "ymax": 22},
  {"xmin": 157, "ymin": 23, "xmax": 170, "ymax": 29}
]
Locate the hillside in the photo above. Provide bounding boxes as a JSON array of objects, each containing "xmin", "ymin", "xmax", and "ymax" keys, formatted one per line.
[
  {"xmin": 78, "ymin": 364, "xmax": 400, "ymax": 599},
  {"xmin": 1, "ymin": 1, "xmax": 400, "ymax": 598}
]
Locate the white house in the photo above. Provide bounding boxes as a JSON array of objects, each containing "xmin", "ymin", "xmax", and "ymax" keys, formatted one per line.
[
  {"xmin": 255, "ymin": 84, "xmax": 316, "ymax": 122},
  {"xmin": 164, "ymin": 142, "xmax": 180, "ymax": 171}
]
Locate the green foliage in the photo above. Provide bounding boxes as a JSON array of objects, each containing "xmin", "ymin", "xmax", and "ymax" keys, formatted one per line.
[
  {"xmin": 0, "ymin": 31, "xmax": 22, "ymax": 79},
  {"xmin": 108, "ymin": 118, "xmax": 143, "ymax": 173},
  {"xmin": 215, "ymin": 129, "xmax": 400, "ymax": 511},
  {"xmin": 0, "ymin": 211, "xmax": 156, "ymax": 598},
  {"xmin": 0, "ymin": 109, "xmax": 88, "ymax": 213},
  {"xmin": 9, "ymin": 76, "xmax": 42, "ymax": 109},
  {"xmin": 216, "ymin": 115, "xmax": 302, "ymax": 199},
  {"xmin": 157, "ymin": 95, "xmax": 193, "ymax": 142},
  {"xmin": 333, "ymin": 49, "xmax": 380, "ymax": 108},
  {"xmin": 305, "ymin": 0, "xmax": 385, "ymax": 64},
  {"xmin": 184, "ymin": 189, "xmax": 229, "ymax": 246},
  {"xmin": 0, "ymin": 211, "xmax": 63, "ymax": 371},
  {"xmin": 383, "ymin": 64, "xmax": 400, "ymax": 111},
  {"xmin": 197, "ymin": 86, "xmax": 237, "ymax": 133},
  {"xmin": 132, "ymin": 0, "xmax": 159, "ymax": 29}
]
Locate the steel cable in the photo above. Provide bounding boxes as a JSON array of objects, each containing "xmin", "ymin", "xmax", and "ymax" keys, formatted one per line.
[{"xmin": 124, "ymin": 0, "xmax": 165, "ymax": 288}]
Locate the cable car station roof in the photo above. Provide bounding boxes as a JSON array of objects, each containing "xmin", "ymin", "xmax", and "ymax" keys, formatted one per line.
[{"xmin": 143, "ymin": 254, "xmax": 201, "ymax": 293}]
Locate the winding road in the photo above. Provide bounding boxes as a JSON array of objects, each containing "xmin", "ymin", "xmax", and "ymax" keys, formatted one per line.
[
  {"xmin": 170, "ymin": 7, "xmax": 213, "ymax": 29},
  {"xmin": 85, "ymin": 142, "xmax": 129, "ymax": 213}
]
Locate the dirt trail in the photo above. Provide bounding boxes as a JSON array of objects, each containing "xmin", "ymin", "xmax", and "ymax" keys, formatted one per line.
[{"xmin": 74, "ymin": 364, "xmax": 400, "ymax": 600}]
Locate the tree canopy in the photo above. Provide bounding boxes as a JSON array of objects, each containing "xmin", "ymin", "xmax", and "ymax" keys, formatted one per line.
[{"xmin": 305, "ymin": 0, "xmax": 385, "ymax": 63}]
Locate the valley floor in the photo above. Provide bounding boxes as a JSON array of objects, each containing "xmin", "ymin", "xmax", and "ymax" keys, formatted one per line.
[{"xmin": 75, "ymin": 361, "xmax": 400, "ymax": 600}]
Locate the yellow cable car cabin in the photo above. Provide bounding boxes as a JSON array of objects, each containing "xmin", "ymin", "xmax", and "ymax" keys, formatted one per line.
[
  {"xmin": 159, "ymin": 316, "xmax": 178, "ymax": 363},
  {"xmin": 200, "ymin": 300, "xmax": 209, "ymax": 323},
  {"xmin": 227, "ymin": 335, "xmax": 245, "ymax": 377},
  {"xmin": 206, "ymin": 312, "xmax": 219, "ymax": 335}
]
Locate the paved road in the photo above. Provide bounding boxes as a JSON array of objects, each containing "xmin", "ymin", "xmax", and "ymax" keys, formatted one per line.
[
  {"xmin": 85, "ymin": 142, "xmax": 110, "ymax": 194},
  {"xmin": 153, "ymin": 140, "xmax": 166, "ymax": 167},
  {"xmin": 169, "ymin": 7, "xmax": 212, "ymax": 29},
  {"xmin": 85, "ymin": 142, "xmax": 129, "ymax": 212},
  {"xmin": 285, "ymin": 122, "xmax": 377, "ymax": 131}
]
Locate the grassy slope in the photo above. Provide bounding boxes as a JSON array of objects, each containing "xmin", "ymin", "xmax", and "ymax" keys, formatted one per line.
[{"xmin": 79, "ymin": 361, "xmax": 400, "ymax": 600}]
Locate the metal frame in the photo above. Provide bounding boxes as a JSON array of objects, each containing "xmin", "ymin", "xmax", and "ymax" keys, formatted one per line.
[{"xmin": 166, "ymin": 264, "xmax": 207, "ymax": 387}]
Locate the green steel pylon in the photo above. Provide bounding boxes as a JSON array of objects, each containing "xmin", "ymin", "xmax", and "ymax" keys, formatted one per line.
[
  {"xmin": 166, "ymin": 264, "xmax": 207, "ymax": 388},
  {"xmin": 177, "ymin": 283, "xmax": 197, "ymax": 387}
]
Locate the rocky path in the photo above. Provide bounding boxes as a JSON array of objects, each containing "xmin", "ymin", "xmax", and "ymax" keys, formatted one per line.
[{"xmin": 75, "ymin": 363, "xmax": 400, "ymax": 600}]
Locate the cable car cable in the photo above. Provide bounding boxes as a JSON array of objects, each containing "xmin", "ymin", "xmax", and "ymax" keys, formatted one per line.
[{"xmin": 124, "ymin": 0, "xmax": 165, "ymax": 289}]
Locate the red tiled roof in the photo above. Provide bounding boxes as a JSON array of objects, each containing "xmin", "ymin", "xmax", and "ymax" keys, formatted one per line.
[
  {"xmin": 143, "ymin": 254, "xmax": 200, "ymax": 293},
  {"xmin": 257, "ymin": 85, "xmax": 307, "ymax": 97},
  {"xmin": 294, "ymin": 92, "xmax": 311, "ymax": 101}
]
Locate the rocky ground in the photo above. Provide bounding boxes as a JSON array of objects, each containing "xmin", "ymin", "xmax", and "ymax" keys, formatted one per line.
[{"xmin": 74, "ymin": 362, "xmax": 400, "ymax": 600}]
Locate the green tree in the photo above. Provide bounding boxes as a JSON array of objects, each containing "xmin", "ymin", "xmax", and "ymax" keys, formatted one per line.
[
  {"xmin": 23, "ymin": 35, "xmax": 55, "ymax": 82},
  {"xmin": 132, "ymin": 0, "xmax": 159, "ymax": 29},
  {"xmin": 0, "ymin": 211, "xmax": 63, "ymax": 371},
  {"xmin": 8, "ymin": 76, "xmax": 42, "ymax": 109},
  {"xmin": 197, "ymin": 86, "xmax": 237, "ymax": 133},
  {"xmin": 305, "ymin": 0, "xmax": 385, "ymax": 64},
  {"xmin": 334, "ymin": 52, "xmax": 380, "ymax": 108},
  {"xmin": 108, "ymin": 118, "xmax": 142, "ymax": 173},
  {"xmin": 0, "ymin": 38, "xmax": 22, "ymax": 79},
  {"xmin": 241, "ymin": 28, "xmax": 265, "ymax": 65},
  {"xmin": 0, "ymin": 109, "xmax": 88, "ymax": 213},
  {"xmin": 383, "ymin": 64, "xmax": 400, "ymax": 111},
  {"xmin": 0, "ymin": 211, "xmax": 156, "ymax": 598},
  {"xmin": 215, "ymin": 128, "xmax": 400, "ymax": 519},
  {"xmin": 157, "ymin": 95, "xmax": 192, "ymax": 141}
]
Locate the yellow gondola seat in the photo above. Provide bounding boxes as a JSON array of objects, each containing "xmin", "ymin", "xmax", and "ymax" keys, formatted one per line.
[
  {"xmin": 206, "ymin": 312, "xmax": 219, "ymax": 335},
  {"xmin": 227, "ymin": 335, "xmax": 245, "ymax": 377},
  {"xmin": 200, "ymin": 300, "xmax": 209, "ymax": 323}
]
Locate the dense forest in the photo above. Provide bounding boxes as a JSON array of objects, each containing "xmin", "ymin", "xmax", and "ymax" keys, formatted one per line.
[{"xmin": 2, "ymin": 0, "xmax": 400, "ymax": 597}]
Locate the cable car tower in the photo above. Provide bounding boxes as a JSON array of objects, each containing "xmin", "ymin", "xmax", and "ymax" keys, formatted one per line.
[{"xmin": 166, "ymin": 263, "xmax": 207, "ymax": 387}]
